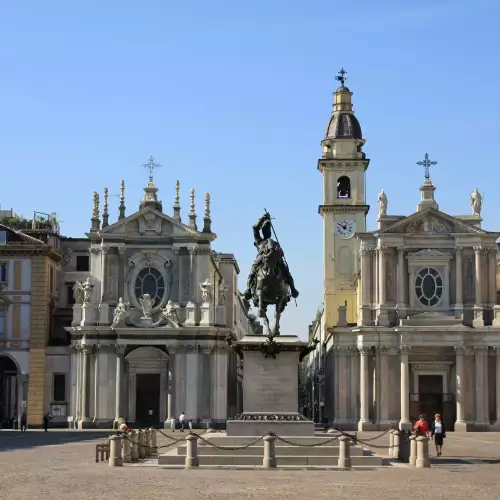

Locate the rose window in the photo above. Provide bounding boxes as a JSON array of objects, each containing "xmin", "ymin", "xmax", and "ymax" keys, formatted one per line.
[
  {"xmin": 134, "ymin": 267, "xmax": 165, "ymax": 306},
  {"xmin": 415, "ymin": 267, "xmax": 443, "ymax": 307}
]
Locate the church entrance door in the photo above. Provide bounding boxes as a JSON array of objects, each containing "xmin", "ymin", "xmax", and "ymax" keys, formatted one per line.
[
  {"xmin": 135, "ymin": 374, "xmax": 160, "ymax": 427},
  {"xmin": 418, "ymin": 374, "xmax": 443, "ymax": 423}
]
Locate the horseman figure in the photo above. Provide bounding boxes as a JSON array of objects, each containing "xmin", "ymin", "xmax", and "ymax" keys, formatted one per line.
[{"xmin": 244, "ymin": 212, "xmax": 299, "ymax": 337}]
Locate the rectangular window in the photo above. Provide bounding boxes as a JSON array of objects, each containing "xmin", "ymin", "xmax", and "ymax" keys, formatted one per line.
[
  {"xmin": 0, "ymin": 231, "xmax": 6, "ymax": 244},
  {"xmin": 53, "ymin": 374, "xmax": 66, "ymax": 402},
  {"xmin": 0, "ymin": 310, "xmax": 4, "ymax": 338},
  {"xmin": 76, "ymin": 255, "xmax": 89, "ymax": 272},
  {"xmin": 67, "ymin": 283, "xmax": 75, "ymax": 305},
  {"xmin": 0, "ymin": 262, "xmax": 6, "ymax": 283}
]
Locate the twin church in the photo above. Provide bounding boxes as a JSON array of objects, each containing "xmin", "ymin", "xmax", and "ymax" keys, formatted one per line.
[{"xmin": 309, "ymin": 71, "xmax": 500, "ymax": 432}]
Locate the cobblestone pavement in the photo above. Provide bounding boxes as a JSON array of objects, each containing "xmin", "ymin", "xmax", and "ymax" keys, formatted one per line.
[{"xmin": 1, "ymin": 430, "xmax": 500, "ymax": 500}]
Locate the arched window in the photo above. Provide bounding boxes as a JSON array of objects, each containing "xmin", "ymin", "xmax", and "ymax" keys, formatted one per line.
[
  {"xmin": 134, "ymin": 267, "xmax": 165, "ymax": 306},
  {"xmin": 415, "ymin": 267, "xmax": 443, "ymax": 307},
  {"xmin": 337, "ymin": 176, "xmax": 351, "ymax": 199}
]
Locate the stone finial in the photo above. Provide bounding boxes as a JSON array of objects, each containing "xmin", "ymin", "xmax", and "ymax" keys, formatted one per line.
[
  {"xmin": 102, "ymin": 187, "xmax": 109, "ymax": 228},
  {"xmin": 91, "ymin": 192, "xmax": 100, "ymax": 232},
  {"xmin": 189, "ymin": 188, "xmax": 197, "ymax": 230},
  {"xmin": 203, "ymin": 192, "xmax": 212, "ymax": 233},
  {"xmin": 173, "ymin": 180, "xmax": 181, "ymax": 221},
  {"xmin": 119, "ymin": 180, "xmax": 126, "ymax": 220}
]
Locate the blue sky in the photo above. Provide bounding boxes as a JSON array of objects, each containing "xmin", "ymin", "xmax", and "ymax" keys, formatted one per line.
[{"xmin": 1, "ymin": 1, "xmax": 499, "ymax": 337}]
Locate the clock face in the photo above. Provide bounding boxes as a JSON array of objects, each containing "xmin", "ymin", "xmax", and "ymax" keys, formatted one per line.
[{"xmin": 335, "ymin": 219, "xmax": 356, "ymax": 239}]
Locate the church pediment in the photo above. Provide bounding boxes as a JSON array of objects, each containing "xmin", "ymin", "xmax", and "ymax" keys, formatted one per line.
[
  {"xmin": 99, "ymin": 207, "xmax": 214, "ymax": 241},
  {"xmin": 380, "ymin": 208, "xmax": 485, "ymax": 235},
  {"xmin": 406, "ymin": 248, "xmax": 452, "ymax": 258}
]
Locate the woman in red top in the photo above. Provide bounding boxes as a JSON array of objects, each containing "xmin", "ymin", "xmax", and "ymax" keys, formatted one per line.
[{"xmin": 413, "ymin": 415, "xmax": 430, "ymax": 436}]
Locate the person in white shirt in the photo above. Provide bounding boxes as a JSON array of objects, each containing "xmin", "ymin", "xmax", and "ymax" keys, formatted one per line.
[
  {"xmin": 431, "ymin": 413, "xmax": 446, "ymax": 456},
  {"xmin": 179, "ymin": 412, "xmax": 185, "ymax": 432}
]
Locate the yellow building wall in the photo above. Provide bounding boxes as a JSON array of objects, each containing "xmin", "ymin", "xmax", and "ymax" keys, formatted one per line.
[
  {"xmin": 324, "ymin": 291, "xmax": 357, "ymax": 326},
  {"xmin": 27, "ymin": 255, "xmax": 50, "ymax": 427}
]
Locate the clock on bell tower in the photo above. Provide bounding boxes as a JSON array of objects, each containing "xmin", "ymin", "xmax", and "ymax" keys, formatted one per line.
[{"xmin": 318, "ymin": 69, "xmax": 370, "ymax": 327}]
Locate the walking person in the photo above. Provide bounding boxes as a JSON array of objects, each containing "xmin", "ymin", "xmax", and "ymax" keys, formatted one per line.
[
  {"xmin": 431, "ymin": 413, "xmax": 446, "ymax": 456},
  {"xmin": 179, "ymin": 412, "xmax": 185, "ymax": 432},
  {"xmin": 170, "ymin": 416, "xmax": 176, "ymax": 432},
  {"xmin": 412, "ymin": 414, "xmax": 430, "ymax": 437},
  {"xmin": 20, "ymin": 412, "xmax": 27, "ymax": 432},
  {"xmin": 43, "ymin": 412, "xmax": 51, "ymax": 432}
]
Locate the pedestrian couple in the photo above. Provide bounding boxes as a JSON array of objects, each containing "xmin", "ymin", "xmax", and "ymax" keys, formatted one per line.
[
  {"xmin": 170, "ymin": 412, "xmax": 192, "ymax": 432},
  {"xmin": 413, "ymin": 413, "xmax": 446, "ymax": 456}
]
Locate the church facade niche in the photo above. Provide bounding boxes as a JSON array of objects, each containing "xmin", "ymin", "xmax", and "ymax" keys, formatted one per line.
[{"xmin": 336, "ymin": 176, "xmax": 351, "ymax": 199}]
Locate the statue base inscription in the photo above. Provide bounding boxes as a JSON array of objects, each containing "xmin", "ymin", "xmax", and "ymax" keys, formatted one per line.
[{"xmin": 226, "ymin": 334, "xmax": 314, "ymax": 437}]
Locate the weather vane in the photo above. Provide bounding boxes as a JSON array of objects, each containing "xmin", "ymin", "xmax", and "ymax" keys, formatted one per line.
[
  {"xmin": 336, "ymin": 68, "xmax": 347, "ymax": 87},
  {"xmin": 416, "ymin": 153, "xmax": 437, "ymax": 179},
  {"xmin": 142, "ymin": 156, "xmax": 161, "ymax": 181}
]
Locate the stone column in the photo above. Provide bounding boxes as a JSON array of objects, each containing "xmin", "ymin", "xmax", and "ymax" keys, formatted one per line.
[
  {"xmin": 69, "ymin": 345, "xmax": 78, "ymax": 421},
  {"xmin": 377, "ymin": 247, "xmax": 389, "ymax": 326},
  {"xmin": 454, "ymin": 345, "xmax": 467, "ymax": 431},
  {"xmin": 93, "ymin": 345, "xmax": 99, "ymax": 422},
  {"xmin": 488, "ymin": 248, "xmax": 497, "ymax": 305},
  {"xmin": 474, "ymin": 346, "xmax": 488, "ymax": 427},
  {"xmin": 79, "ymin": 345, "xmax": 91, "ymax": 425},
  {"xmin": 360, "ymin": 248, "xmax": 372, "ymax": 325},
  {"xmin": 187, "ymin": 246, "xmax": 197, "ymax": 302},
  {"xmin": 399, "ymin": 344, "xmax": 411, "ymax": 430},
  {"xmin": 166, "ymin": 357, "xmax": 175, "ymax": 422},
  {"xmin": 101, "ymin": 246, "xmax": 109, "ymax": 302},
  {"xmin": 358, "ymin": 346, "xmax": 371, "ymax": 430},
  {"xmin": 213, "ymin": 346, "xmax": 228, "ymax": 423},
  {"xmin": 396, "ymin": 246, "xmax": 406, "ymax": 308},
  {"xmin": 473, "ymin": 246, "xmax": 484, "ymax": 325},
  {"xmin": 114, "ymin": 344, "xmax": 126, "ymax": 426},
  {"xmin": 127, "ymin": 370, "xmax": 136, "ymax": 423},
  {"xmin": 454, "ymin": 246, "xmax": 463, "ymax": 319},
  {"xmin": 117, "ymin": 247, "xmax": 126, "ymax": 300},
  {"xmin": 494, "ymin": 347, "xmax": 500, "ymax": 429},
  {"xmin": 377, "ymin": 345, "xmax": 391, "ymax": 428}
]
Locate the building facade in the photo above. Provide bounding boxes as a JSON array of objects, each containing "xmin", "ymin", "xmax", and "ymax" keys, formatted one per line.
[
  {"xmin": 52, "ymin": 171, "xmax": 252, "ymax": 428},
  {"xmin": 0, "ymin": 219, "xmax": 62, "ymax": 427},
  {"xmin": 309, "ymin": 76, "xmax": 500, "ymax": 432}
]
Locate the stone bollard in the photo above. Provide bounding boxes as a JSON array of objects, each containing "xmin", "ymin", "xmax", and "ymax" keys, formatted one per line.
[
  {"xmin": 409, "ymin": 435, "xmax": 417, "ymax": 467},
  {"xmin": 138, "ymin": 430, "xmax": 146, "ymax": 459},
  {"xmin": 416, "ymin": 436, "xmax": 431, "ymax": 468},
  {"xmin": 185, "ymin": 434, "xmax": 199, "ymax": 468},
  {"xmin": 337, "ymin": 436, "xmax": 352, "ymax": 469},
  {"xmin": 398, "ymin": 432, "xmax": 410, "ymax": 462},
  {"xmin": 262, "ymin": 434, "xmax": 277, "ymax": 469},
  {"xmin": 109, "ymin": 435, "xmax": 123, "ymax": 467},
  {"xmin": 131, "ymin": 430, "xmax": 139, "ymax": 461},
  {"xmin": 392, "ymin": 430, "xmax": 401, "ymax": 459},
  {"xmin": 150, "ymin": 428, "xmax": 158, "ymax": 454},
  {"xmin": 122, "ymin": 434, "xmax": 132, "ymax": 463},
  {"xmin": 144, "ymin": 429, "xmax": 151, "ymax": 458},
  {"xmin": 388, "ymin": 430, "xmax": 394, "ymax": 457}
]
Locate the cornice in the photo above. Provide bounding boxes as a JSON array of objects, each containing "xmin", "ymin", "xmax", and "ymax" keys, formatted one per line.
[{"xmin": 318, "ymin": 204, "xmax": 370, "ymax": 216}]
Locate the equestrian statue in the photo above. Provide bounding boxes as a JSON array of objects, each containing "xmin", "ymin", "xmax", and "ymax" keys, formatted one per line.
[{"xmin": 243, "ymin": 211, "xmax": 299, "ymax": 338}]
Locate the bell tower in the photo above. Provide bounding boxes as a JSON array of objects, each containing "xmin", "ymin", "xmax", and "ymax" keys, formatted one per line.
[{"xmin": 318, "ymin": 69, "xmax": 370, "ymax": 326}]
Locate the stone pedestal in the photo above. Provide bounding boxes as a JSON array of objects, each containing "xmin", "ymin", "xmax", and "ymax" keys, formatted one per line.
[
  {"xmin": 226, "ymin": 334, "xmax": 314, "ymax": 437},
  {"xmin": 199, "ymin": 302, "xmax": 213, "ymax": 326},
  {"xmin": 139, "ymin": 316, "xmax": 153, "ymax": 328},
  {"xmin": 493, "ymin": 306, "xmax": 500, "ymax": 326},
  {"xmin": 80, "ymin": 304, "xmax": 98, "ymax": 326},
  {"xmin": 184, "ymin": 301, "xmax": 198, "ymax": 326},
  {"xmin": 72, "ymin": 305, "xmax": 82, "ymax": 326},
  {"xmin": 215, "ymin": 305, "xmax": 227, "ymax": 326},
  {"xmin": 99, "ymin": 303, "xmax": 111, "ymax": 325},
  {"xmin": 473, "ymin": 307, "xmax": 484, "ymax": 327}
]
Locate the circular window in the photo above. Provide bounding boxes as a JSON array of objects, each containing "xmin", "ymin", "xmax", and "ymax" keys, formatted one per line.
[
  {"xmin": 415, "ymin": 267, "xmax": 443, "ymax": 307},
  {"xmin": 134, "ymin": 267, "xmax": 165, "ymax": 307}
]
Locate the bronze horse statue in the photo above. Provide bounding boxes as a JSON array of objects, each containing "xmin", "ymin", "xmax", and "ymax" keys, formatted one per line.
[{"xmin": 244, "ymin": 212, "xmax": 299, "ymax": 338}]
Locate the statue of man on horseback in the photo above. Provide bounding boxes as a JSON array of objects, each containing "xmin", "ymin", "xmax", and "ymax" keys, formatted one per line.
[{"xmin": 243, "ymin": 211, "xmax": 299, "ymax": 338}]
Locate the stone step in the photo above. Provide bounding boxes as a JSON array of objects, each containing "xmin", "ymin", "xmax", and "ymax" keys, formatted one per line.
[
  {"xmin": 199, "ymin": 436, "xmax": 344, "ymax": 446},
  {"xmin": 158, "ymin": 453, "xmax": 384, "ymax": 467},
  {"xmin": 177, "ymin": 445, "xmax": 366, "ymax": 457}
]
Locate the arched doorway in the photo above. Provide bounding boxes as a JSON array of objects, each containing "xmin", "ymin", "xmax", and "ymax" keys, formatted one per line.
[
  {"xmin": 125, "ymin": 347, "xmax": 169, "ymax": 427},
  {"xmin": 0, "ymin": 355, "xmax": 19, "ymax": 427}
]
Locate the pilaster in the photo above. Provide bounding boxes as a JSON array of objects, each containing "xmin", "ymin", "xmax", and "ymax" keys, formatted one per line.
[
  {"xmin": 399, "ymin": 344, "xmax": 411, "ymax": 431},
  {"xmin": 376, "ymin": 247, "xmax": 390, "ymax": 326},
  {"xmin": 474, "ymin": 345, "xmax": 489, "ymax": 428},
  {"xmin": 473, "ymin": 246, "xmax": 485, "ymax": 326},
  {"xmin": 454, "ymin": 246, "xmax": 464, "ymax": 319},
  {"xmin": 454, "ymin": 344, "xmax": 468, "ymax": 432},
  {"xmin": 396, "ymin": 246, "xmax": 406, "ymax": 317}
]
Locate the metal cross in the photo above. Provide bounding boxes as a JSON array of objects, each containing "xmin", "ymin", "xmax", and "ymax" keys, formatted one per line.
[
  {"xmin": 336, "ymin": 68, "xmax": 347, "ymax": 87},
  {"xmin": 142, "ymin": 156, "xmax": 161, "ymax": 181},
  {"xmin": 416, "ymin": 153, "xmax": 437, "ymax": 179}
]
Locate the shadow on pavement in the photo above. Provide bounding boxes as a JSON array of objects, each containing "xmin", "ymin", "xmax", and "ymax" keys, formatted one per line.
[{"xmin": 0, "ymin": 431, "xmax": 112, "ymax": 452}]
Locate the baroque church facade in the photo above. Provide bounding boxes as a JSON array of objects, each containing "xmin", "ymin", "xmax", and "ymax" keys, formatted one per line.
[
  {"xmin": 306, "ymin": 74, "xmax": 500, "ymax": 432},
  {"xmin": 43, "ymin": 166, "xmax": 254, "ymax": 428}
]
